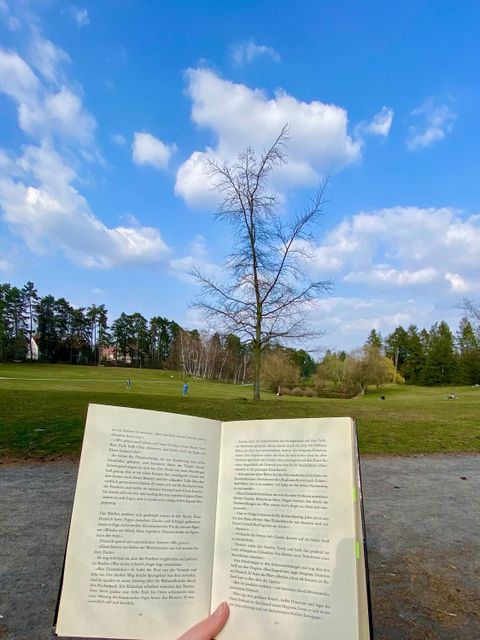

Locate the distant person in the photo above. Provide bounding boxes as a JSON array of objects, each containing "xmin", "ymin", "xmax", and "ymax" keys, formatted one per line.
[
  {"xmin": 126, "ymin": 378, "xmax": 131, "ymax": 390},
  {"xmin": 182, "ymin": 382, "xmax": 189, "ymax": 397}
]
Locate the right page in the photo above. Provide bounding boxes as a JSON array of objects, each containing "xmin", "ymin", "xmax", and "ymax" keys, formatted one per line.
[{"xmin": 211, "ymin": 417, "xmax": 361, "ymax": 640}]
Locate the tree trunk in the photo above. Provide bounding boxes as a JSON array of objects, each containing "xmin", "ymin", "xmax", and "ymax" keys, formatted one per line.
[{"xmin": 253, "ymin": 343, "xmax": 261, "ymax": 400}]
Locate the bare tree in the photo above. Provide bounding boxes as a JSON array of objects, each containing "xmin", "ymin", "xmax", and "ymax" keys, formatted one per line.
[
  {"xmin": 462, "ymin": 298, "xmax": 480, "ymax": 324},
  {"xmin": 191, "ymin": 126, "xmax": 332, "ymax": 400}
]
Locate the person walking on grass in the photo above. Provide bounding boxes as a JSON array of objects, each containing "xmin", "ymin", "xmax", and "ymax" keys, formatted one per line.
[{"xmin": 182, "ymin": 381, "xmax": 189, "ymax": 397}]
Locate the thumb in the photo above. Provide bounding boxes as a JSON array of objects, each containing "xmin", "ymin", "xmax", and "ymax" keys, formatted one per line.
[{"xmin": 177, "ymin": 602, "xmax": 230, "ymax": 640}]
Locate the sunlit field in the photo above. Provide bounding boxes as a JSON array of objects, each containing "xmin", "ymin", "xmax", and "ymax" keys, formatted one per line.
[{"xmin": 1, "ymin": 362, "xmax": 479, "ymax": 460}]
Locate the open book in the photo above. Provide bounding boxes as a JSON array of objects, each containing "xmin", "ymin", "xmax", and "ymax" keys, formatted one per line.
[{"xmin": 55, "ymin": 404, "xmax": 372, "ymax": 640}]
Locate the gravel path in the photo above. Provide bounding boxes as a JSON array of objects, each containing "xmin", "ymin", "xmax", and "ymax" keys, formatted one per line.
[{"xmin": 0, "ymin": 455, "xmax": 479, "ymax": 640}]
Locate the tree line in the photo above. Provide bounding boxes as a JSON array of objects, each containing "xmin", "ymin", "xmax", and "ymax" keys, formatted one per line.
[
  {"xmin": 0, "ymin": 280, "xmax": 316, "ymax": 385},
  {"xmin": 316, "ymin": 316, "xmax": 480, "ymax": 393},
  {"xmin": 380, "ymin": 318, "xmax": 480, "ymax": 385},
  {"xmin": 2, "ymin": 280, "xmax": 478, "ymax": 389}
]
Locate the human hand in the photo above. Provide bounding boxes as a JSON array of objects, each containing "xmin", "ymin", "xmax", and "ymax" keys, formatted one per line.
[{"xmin": 177, "ymin": 602, "xmax": 230, "ymax": 640}]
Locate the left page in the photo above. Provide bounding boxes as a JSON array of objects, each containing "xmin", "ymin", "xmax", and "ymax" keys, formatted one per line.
[{"xmin": 56, "ymin": 404, "xmax": 221, "ymax": 640}]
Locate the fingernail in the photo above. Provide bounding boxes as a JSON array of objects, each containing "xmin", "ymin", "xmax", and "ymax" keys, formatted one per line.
[{"xmin": 213, "ymin": 602, "xmax": 226, "ymax": 617}]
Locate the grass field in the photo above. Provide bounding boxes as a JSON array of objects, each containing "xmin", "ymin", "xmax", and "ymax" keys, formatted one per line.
[{"xmin": 1, "ymin": 362, "xmax": 479, "ymax": 460}]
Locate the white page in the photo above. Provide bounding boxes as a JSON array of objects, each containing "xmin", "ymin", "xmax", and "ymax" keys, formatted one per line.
[
  {"xmin": 211, "ymin": 417, "xmax": 359, "ymax": 640},
  {"xmin": 56, "ymin": 404, "xmax": 221, "ymax": 640}
]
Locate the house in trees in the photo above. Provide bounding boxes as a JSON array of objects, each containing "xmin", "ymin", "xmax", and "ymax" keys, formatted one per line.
[{"xmin": 100, "ymin": 345, "xmax": 133, "ymax": 365}]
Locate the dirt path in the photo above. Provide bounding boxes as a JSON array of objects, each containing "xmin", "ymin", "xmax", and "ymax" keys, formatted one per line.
[{"xmin": 0, "ymin": 455, "xmax": 479, "ymax": 639}]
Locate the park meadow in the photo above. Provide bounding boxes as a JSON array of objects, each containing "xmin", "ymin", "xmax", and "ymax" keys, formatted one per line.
[{"xmin": 1, "ymin": 362, "xmax": 479, "ymax": 461}]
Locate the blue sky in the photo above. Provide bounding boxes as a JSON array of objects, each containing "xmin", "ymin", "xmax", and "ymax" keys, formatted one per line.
[{"xmin": 1, "ymin": 0, "xmax": 479, "ymax": 351}]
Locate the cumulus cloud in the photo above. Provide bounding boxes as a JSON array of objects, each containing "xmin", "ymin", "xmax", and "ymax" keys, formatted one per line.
[
  {"xmin": 231, "ymin": 39, "xmax": 281, "ymax": 66},
  {"xmin": 0, "ymin": 48, "xmax": 40, "ymax": 103},
  {"xmin": 295, "ymin": 205, "xmax": 480, "ymax": 348},
  {"xmin": 0, "ymin": 45, "xmax": 96, "ymax": 144},
  {"xmin": 444, "ymin": 272, "xmax": 469, "ymax": 293},
  {"xmin": 175, "ymin": 68, "xmax": 364, "ymax": 207},
  {"xmin": 344, "ymin": 267, "xmax": 438, "ymax": 286},
  {"xmin": 407, "ymin": 98, "xmax": 457, "ymax": 150},
  {"xmin": 311, "ymin": 296, "xmax": 434, "ymax": 349},
  {"xmin": 0, "ymin": 24, "xmax": 173, "ymax": 272},
  {"xmin": 0, "ymin": 141, "xmax": 170, "ymax": 268},
  {"xmin": 302, "ymin": 205, "xmax": 480, "ymax": 312},
  {"xmin": 132, "ymin": 132, "xmax": 177, "ymax": 170},
  {"xmin": 20, "ymin": 86, "xmax": 96, "ymax": 143}
]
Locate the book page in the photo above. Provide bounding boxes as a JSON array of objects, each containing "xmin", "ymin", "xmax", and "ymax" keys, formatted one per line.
[
  {"xmin": 211, "ymin": 417, "xmax": 360, "ymax": 640},
  {"xmin": 56, "ymin": 404, "xmax": 221, "ymax": 640},
  {"xmin": 352, "ymin": 430, "xmax": 373, "ymax": 640}
]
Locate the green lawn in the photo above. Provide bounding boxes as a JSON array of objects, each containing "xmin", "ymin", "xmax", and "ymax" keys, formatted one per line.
[{"xmin": 1, "ymin": 362, "xmax": 479, "ymax": 460}]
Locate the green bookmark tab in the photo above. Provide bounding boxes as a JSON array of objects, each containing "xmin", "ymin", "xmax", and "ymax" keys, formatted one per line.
[
  {"xmin": 355, "ymin": 541, "xmax": 361, "ymax": 559},
  {"xmin": 353, "ymin": 486, "xmax": 358, "ymax": 502}
]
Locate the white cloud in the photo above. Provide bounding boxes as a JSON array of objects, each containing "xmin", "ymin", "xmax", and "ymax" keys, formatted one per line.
[
  {"xmin": 308, "ymin": 207, "xmax": 480, "ymax": 281},
  {"xmin": 175, "ymin": 148, "xmax": 219, "ymax": 208},
  {"xmin": 0, "ymin": 141, "xmax": 170, "ymax": 268},
  {"xmin": 444, "ymin": 272, "xmax": 469, "ymax": 293},
  {"xmin": 344, "ymin": 267, "xmax": 438, "ymax": 286},
  {"xmin": 70, "ymin": 6, "xmax": 89, "ymax": 27},
  {"xmin": 0, "ymin": 48, "xmax": 40, "ymax": 103},
  {"xmin": 300, "ymin": 206, "xmax": 480, "ymax": 348},
  {"xmin": 175, "ymin": 68, "xmax": 364, "ymax": 207},
  {"xmin": 231, "ymin": 39, "xmax": 281, "ymax": 66},
  {"xmin": 28, "ymin": 31, "xmax": 70, "ymax": 83},
  {"xmin": 310, "ymin": 295, "xmax": 436, "ymax": 350},
  {"xmin": 19, "ymin": 86, "xmax": 96, "ymax": 143},
  {"xmin": 0, "ymin": 23, "xmax": 173, "ymax": 273},
  {"xmin": 132, "ymin": 132, "xmax": 177, "ymax": 170},
  {"xmin": 407, "ymin": 98, "xmax": 457, "ymax": 150},
  {"xmin": 360, "ymin": 106, "xmax": 394, "ymax": 137},
  {"xmin": 0, "ymin": 46, "xmax": 96, "ymax": 144}
]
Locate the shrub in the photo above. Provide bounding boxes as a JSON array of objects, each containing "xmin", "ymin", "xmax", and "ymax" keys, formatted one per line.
[{"xmin": 290, "ymin": 387, "xmax": 304, "ymax": 396}]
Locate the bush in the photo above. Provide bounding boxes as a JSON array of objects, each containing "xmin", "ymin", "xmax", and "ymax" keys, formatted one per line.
[
  {"xmin": 290, "ymin": 387, "xmax": 304, "ymax": 396},
  {"xmin": 303, "ymin": 388, "xmax": 315, "ymax": 397},
  {"xmin": 279, "ymin": 386, "xmax": 291, "ymax": 395}
]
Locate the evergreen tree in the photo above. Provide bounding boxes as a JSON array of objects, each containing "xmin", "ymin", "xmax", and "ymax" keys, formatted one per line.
[
  {"xmin": 456, "ymin": 317, "xmax": 480, "ymax": 384},
  {"xmin": 35, "ymin": 295, "xmax": 57, "ymax": 362},
  {"xmin": 402, "ymin": 325, "xmax": 427, "ymax": 383},
  {"xmin": 422, "ymin": 321, "xmax": 457, "ymax": 385},
  {"xmin": 111, "ymin": 313, "xmax": 135, "ymax": 364},
  {"xmin": 365, "ymin": 329, "xmax": 383, "ymax": 350},
  {"xmin": 287, "ymin": 348, "xmax": 316, "ymax": 377},
  {"xmin": 385, "ymin": 326, "xmax": 409, "ymax": 380}
]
